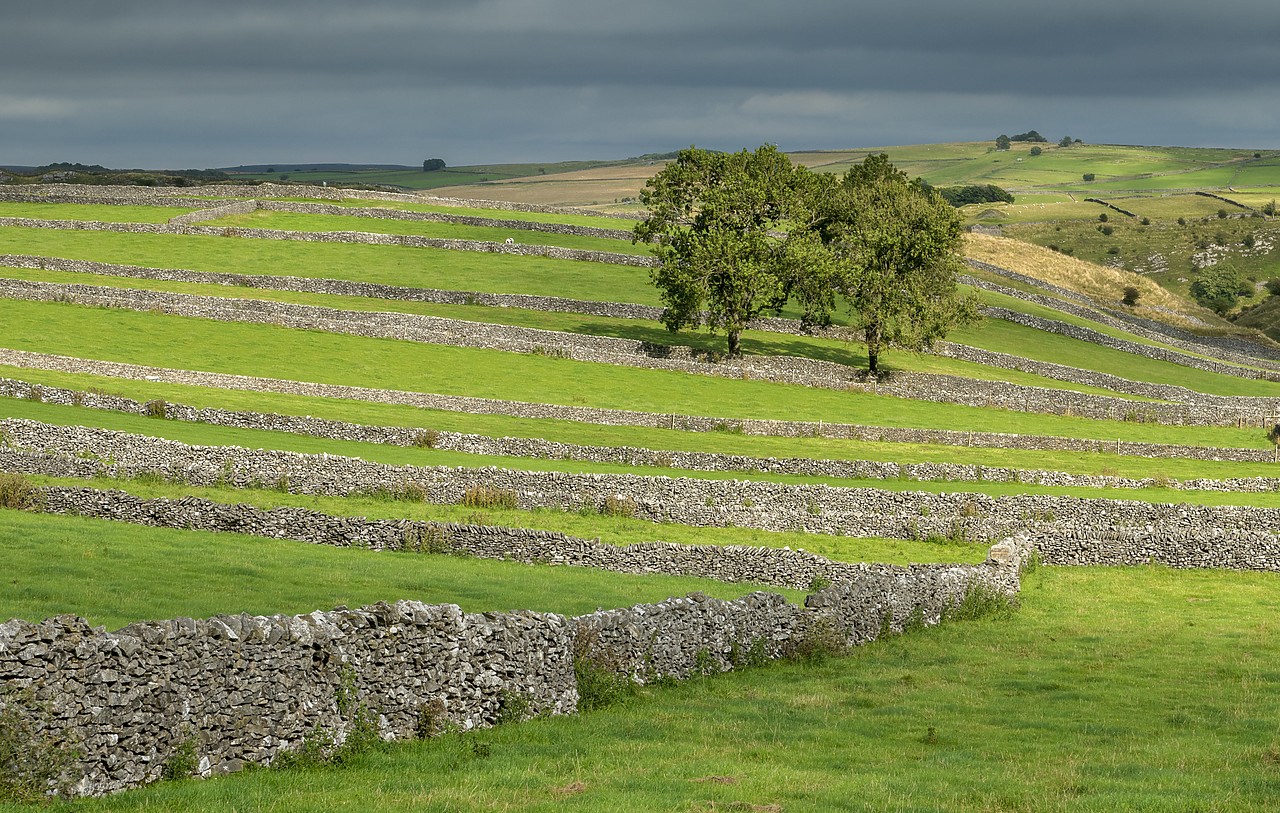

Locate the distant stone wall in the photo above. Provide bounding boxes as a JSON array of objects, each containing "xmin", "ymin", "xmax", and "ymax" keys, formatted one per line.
[
  {"xmin": 9, "ymin": 278, "xmax": 1280, "ymax": 426},
  {"xmin": 0, "ymin": 182, "xmax": 642, "ymax": 220},
  {"xmin": 8, "ymin": 419, "xmax": 1280, "ymax": 553},
  {"xmin": 6, "ymin": 378, "xmax": 1280, "ymax": 487},
  {"xmin": 0, "ymin": 217, "xmax": 655, "ymax": 267}
]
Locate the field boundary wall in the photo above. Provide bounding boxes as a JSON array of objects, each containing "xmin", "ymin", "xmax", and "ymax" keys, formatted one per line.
[
  {"xmin": 7, "ymin": 419, "xmax": 1280, "ymax": 553},
  {"xmin": 5, "ymin": 377, "xmax": 1280, "ymax": 483},
  {"xmin": 0, "ymin": 479, "xmax": 1027, "ymax": 797}
]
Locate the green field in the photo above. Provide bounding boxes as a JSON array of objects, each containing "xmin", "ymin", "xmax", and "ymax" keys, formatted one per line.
[
  {"xmin": 5, "ymin": 165, "xmax": 1280, "ymax": 810},
  {"xmin": 13, "ymin": 566, "xmax": 1280, "ymax": 812}
]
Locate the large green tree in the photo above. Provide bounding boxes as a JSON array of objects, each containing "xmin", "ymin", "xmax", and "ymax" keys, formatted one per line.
[
  {"xmin": 796, "ymin": 154, "xmax": 982, "ymax": 375},
  {"xmin": 633, "ymin": 145, "xmax": 813, "ymax": 358}
]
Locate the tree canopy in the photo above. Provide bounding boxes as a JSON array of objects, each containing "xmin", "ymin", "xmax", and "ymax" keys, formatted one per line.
[
  {"xmin": 633, "ymin": 148, "xmax": 980, "ymax": 373},
  {"xmin": 795, "ymin": 154, "xmax": 982, "ymax": 374},
  {"xmin": 632, "ymin": 144, "xmax": 811, "ymax": 358}
]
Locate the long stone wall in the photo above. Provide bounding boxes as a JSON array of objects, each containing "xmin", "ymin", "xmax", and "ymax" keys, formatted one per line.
[
  {"xmin": 8, "ymin": 419, "xmax": 1280, "ymax": 555},
  {"xmin": 11, "ymin": 276, "xmax": 1280, "ymax": 427},
  {"xmin": 6, "ymin": 378, "xmax": 1280, "ymax": 489},
  {"xmin": 0, "ymin": 476, "xmax": 1028, "ymax": 797}
]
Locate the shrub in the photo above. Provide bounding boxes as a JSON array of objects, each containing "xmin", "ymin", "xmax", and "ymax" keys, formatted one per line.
[
  {"xmin": 1218, "ymin": 208, "xmax": 1228, "ymax": 219},
  {"xmin": 460, "ymin": 485, "xmax": 518, "ymax": 510},
  {"xmin": 601, "ymin": 494, "xmax": 638, "ymax": 518},
  {"xmin": 143, "ymin": 399, "xmax": 168, "ymax": 419},
  {"xmin": 410, "ymin": 429, "xmax": 440, "ymax": 449},
  {"xmin": 399, "ymin": 525, "xmax": 459, "ymax": 555},
  {"xmin": 1083, "ymin": 173, "xmax": 1096, "ymax": 182},
  {"xmin": 1029, "ymin": 146, "xmax": 1042, "ymax": 157},
  {"xmin": 945, "ymin": 582, "xmax": 1019, "ymax": 623},
  {"xmin": 1122, "ymin": 286, "xmax": 1141, "ymax": 306},
  {"xmin": 160, "ymin": 729, "xmax": 199, "ymax": 781},
  {"xmin": 1266, "ymin": 279, "xmax": 1280, "ymax": 297},
  {"xmin": 573, "ymin": 627, "xmax": 638, "ymax": 712},
  {"xmin": 1107, "ymin": 246, "xmax": 1119, "ymax": 255},
  {"xmin": 0, "ymin": 685, "xmax": 77, "ymax": 802},
  {"xmin": 0, "ymin": 473, "xmax": 44, "ymax": 511},
  {"xmin": 1100, "ymin": 225, "xmax": 1114, "ymax": 236},
  {"xmin": 1243, "ymin": 234, "xmax": 1256, "ymax": 249},
  {"xmin": 783, "ymin": 615, "xmax": 849, "ymax": 664},
  {"xmin": 1140, "ymin": 217, "xmax": 1151, "ymax": 225},
  {"xmin": 1178, "ymin": 216, "xmax": 1188, "ymax": 226},
  {"xmin": 1098, "ymin": 213, "xmax": 1108, "ymax": 222}
]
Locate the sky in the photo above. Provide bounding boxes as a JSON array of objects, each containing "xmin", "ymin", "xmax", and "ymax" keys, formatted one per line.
[{"xmin": 5, "ymin": 0, "xmax": 1280, "ymax": 169}]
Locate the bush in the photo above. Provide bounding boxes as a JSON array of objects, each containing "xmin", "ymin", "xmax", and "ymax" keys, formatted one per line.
[
  {"xmin": 573, "ymin": 627, "xmax": 638, "ymax": 711},
  {"xmin": 1265, "ymin": 278, "xmax": 1280, "ymax": 296},
  {"xmin": 1122, "ymin": 285, "xmax": 1141, "ymax": 306},
  {"xmin": 1100, "ymin": 225, "xmax": 1114, "ymax": 236},
  {"xmin": 1098, "ymin": 213, "xmax": 1108, "ymax": 222},
  {"xmin": 410, "ymin": 429, "xmax": 440, "ymax": 449},
  {"xmin": 0, "ymin": 685, "xmax": 77, "ymax": 802},
  {"xmin": 1029, "ymin": 146, "xmax": 1042, "ymax": 157},
  {"xmin": 0, "ymin": 473, "xmax": 43, "ymax": 511},
  {"xmin": 601, "ymin": 494, "xmax": 638, "ymax": 518},
  {"xmin": 1082, "ymin": 173, "xmax": 1096, "ymax": 182}
]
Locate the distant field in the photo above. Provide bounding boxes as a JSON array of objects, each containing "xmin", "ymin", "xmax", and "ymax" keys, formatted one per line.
[
  {"xmin": 0, "ymin": 202, "xmax": 195, "ymax": 223},
  {"xmin": 205, "ymin": 210, "xmax": 648, "ymax": 255}
]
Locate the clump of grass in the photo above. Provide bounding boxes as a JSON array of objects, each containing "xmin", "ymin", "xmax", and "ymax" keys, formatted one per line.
[
  {"xmin": 461, "ymin": 485, "xmax": 518, "ymax": 510},
  {"xmin": 398, "ymin": 525, "xmax": 461, "ymax": 555},
  {"xmin": 0, "ymin": 685, "xmax": 77, "ymax": 802},
  {"xmin": 783, "ymin": 614, "xmax": 849, "ymax": 664},
  {"xmin": 143, "ymin": 399, "xmax": 168, "ymax": 419}
]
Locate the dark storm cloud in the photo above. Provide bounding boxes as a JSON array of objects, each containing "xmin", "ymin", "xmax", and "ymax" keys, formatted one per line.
[{"xmin": 4, "ymin": 0, "xmax": 1279, "ymax": 167}]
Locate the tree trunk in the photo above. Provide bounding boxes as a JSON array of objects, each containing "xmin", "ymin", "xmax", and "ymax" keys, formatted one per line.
[
  {"xmin": 865, "ymin": 323, "xmax": 881, "ymax": 375},
  {"xmin": 727, "ymin": 329, "xmax": 742, "ymax": 359}
]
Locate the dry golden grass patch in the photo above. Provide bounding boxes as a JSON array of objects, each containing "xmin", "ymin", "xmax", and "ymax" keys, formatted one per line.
[{"xmin": 963, "ymin": 232, "xmax": 1225, "ymax": 329}]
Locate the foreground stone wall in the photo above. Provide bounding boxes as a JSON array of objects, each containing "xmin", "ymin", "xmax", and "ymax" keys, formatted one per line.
[{"xmin": 0, "ymin": 483, "xmax": 1027, "ymax": 797}]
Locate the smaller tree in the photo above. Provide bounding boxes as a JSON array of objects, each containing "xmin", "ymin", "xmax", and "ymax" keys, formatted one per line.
[
  {"xmin": 1029, "ymin": 146, "xmax": 1043, "ymax": 157},
  {"xmin": 995, "ymin": 134, "xmax": 1011, "ymax": 151},
  {"xmin": 1058, "ymin": 136, "xmax": 1073, "ymax": 148},
  {"xmin": 1122, "ymin": 285, "xmax": 1141, "ymax": 306},
  {"xmin": 1083, "ymin": 173, "xmax": 1096, "ymax": 182},
  {"xmin": 423, "ymin": 158, "xmax": 446, "ymax": 172}
]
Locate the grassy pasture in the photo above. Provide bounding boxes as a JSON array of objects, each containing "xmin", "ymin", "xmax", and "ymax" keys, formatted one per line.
[
  {"xmin": 270, "ymin": 197, "xmax": 639, "ymax": 228},
  {"xmin": 0, "ymin": 227, "xmax": 664, "ymax": 304},
  {"xmin": 14, "ymin": 396, "xmax": 1280, "ymax": 510},
  {"xmin": 206, "ymin": 210, "xmax": 649, "ymax": 255},
  {"xmin": 7, "ymin": 358, "xmax": 1275, "ymax": 454},
  {"xmin": 18, "ymin": 565, "xmax": 1280, "ymax": 812},
  {"xmin": 0, "ymin": 510, "xmax": 804, "ymax": 631},
  {"xmin": 0, "ymin": 202, "xmax": 196, "ymax": 224}
]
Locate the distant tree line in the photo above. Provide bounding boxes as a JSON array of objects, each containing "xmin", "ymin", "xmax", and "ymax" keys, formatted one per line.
[{"xmin": 927, "ymin": 183, "xmax": 1014, "ymax": 207}]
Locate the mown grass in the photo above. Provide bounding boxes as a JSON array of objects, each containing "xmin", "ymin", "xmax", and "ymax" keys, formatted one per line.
[
  {"xmin": 0, "ymin": 227, "xmax": 664, "ymax": 304},
  {"xmin": 0, "ymin": 510, "xmax": 804, "ymax": 631},
  {"xmin": 207, "ymin": 210, "xmax": 649, "ymax": 256},
  {"xmin": 0, "ymin": 202, "xmax": 196, "ymax": 224},
  {"xmin": 5, "ymin": 349, "xmax": 1274, "ymax": 452},
  {"xmin": 17, "ymin": 565, "xmax": 1280, "ymax": 812},
  {"xmin": 3, "ymin": 298, "xmax": 1186, "ymax": 429}
]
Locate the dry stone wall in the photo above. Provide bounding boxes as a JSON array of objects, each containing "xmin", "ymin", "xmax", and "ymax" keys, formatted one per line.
[
  {"xmin": 7, "ymin": 377, "xmax": 1280, "ymax": 487},
  {"xmin": 1, "ymin": 478, "xmax": 1027, "ymax": 797},
  {"xmin": 9, "ymin": 277, "xmax": 1280, "ymax": 426},
  {"xmin": 8, "ymin": 419, "xmax": 1280, "ymax": 557},
  {"xmin": 0, "ymin": 217, "xmax": 654, "ymax": 267}
]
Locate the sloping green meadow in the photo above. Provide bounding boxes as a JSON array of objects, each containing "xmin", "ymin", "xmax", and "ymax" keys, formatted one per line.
[{"xmin": 5, "ymin": 182, "xmax": 1280, "ymax": 810}]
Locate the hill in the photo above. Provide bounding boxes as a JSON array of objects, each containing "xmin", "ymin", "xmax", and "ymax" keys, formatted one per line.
[{"xmin": 4, "ymin": 178, "xmax": 1280, "ymax": 809}]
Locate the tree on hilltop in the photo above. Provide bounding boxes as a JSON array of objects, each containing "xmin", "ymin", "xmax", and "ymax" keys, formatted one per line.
[
  {"xmin": 423, "ymin": 158, "xmax": 446, "ymax": 172},
  {"xmin": 995, "ymin": 134, "xmax": 1011, "ymax": 151}
]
